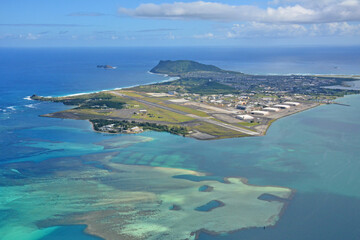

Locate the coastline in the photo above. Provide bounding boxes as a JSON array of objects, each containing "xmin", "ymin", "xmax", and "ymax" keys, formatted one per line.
[
  {"xmin": 51, "ymin": 73, "xmax": 179, "ymax": 98},
  {"xmin": 30, "ymin": 70, "xmax": 359, "ymax": 140},
  {"xmin": 260, "ymin": 93, "xmax": 360, "ymax": 136},
  {"xmin": 261, "ymin": 102, "xmax": 322, "ymax": 136},
  {"xmin": 44, "ymin": 72, "xmax": 359, "ymax": 99},
  {"xmin": 58, "ymin": 95, "xmax": 348, "ymax": 141}
]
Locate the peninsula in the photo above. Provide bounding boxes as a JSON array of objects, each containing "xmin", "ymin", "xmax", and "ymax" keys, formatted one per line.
[{"xmin": 32, "ymin": 60, "xmax": 360, "ymax": 140}]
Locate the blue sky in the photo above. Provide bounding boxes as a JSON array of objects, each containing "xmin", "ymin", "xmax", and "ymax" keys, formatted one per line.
[{"xmin": 1, "ymin": 0, "xmax": 360, "ymax": 47}]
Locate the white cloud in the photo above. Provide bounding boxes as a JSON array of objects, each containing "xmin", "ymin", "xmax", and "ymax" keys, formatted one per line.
[
  {"xmin": 193, "ymin": 32, "xmax": 214, "ymax": 39},
  {"xmin": 166, "ymin": 32, "xmax": 176, "ymax": 40},
  {"xmin": 25, "ymin": 33, "xmax": 39, "ymax": 40},
  {"xmin": 120, "ymin": 2, "xmax": 263, "ymax": 22},
  {"xmin": 270, "ymin": 0, "xmax": 345, "ymax": 8},
  {"xmin": 322, "ymin": 22, "xmax": 360, "ymax": 35},
  {"xmin": 227, "ymin": 22, "xmax": 308, "ymax": 38},
  {"xmin": 0, "ymin": 33, "xmax": 41, "ymax": 40},
  {"xmin": 119, "ymin": 1, "xmax": 360, "ymax": 24},
  {"xmin": 225, "ymin": 21, "xmax": 360, "ymax": 38}
]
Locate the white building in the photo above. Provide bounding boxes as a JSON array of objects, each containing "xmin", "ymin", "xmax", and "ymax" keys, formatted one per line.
[
  {"xmin": 130, "ymin": 126, "xmax": 143, "ymax": 133},
  {"xmin": 168, "ymin": 91, "xmax": 178, "ymax": 95},
  {"xmin": 251, "ymin": 110, "xmax": 269, "ymax": 116},
  {"xmin": 263, "ymin": 107, "xmax": 280, "ymax": 112},
  {"xmin": 284, "ymin": 101, "xmax": 300, "ymax": 106},
  {"xmin": 236, "ymin": 114, "xmax": 254, "ymax": 120},
  {"xmin": 273, "ymin": 104, "xmax": 291, "ymax": 109}
]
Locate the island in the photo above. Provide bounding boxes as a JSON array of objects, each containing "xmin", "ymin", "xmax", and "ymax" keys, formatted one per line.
[
  {"xmin": 97, "ymin": 65, "xmax": 116, "ymax": 69},
  {"xmin": 31, "ymin": 60, "xmax": 360, "ymax": 140}
]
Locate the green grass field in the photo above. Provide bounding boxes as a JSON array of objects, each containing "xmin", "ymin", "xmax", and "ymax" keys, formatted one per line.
[
  {"xmin": 164, "ymin": 104, "xmax": 209, "ymax": 117},
  {"xmin": 115, "ymin": 91, "xmax": 145, "ymax": 98},
  {"xmin": 237, "ymin": 121, "xmax": 260, "ymax": 127},
  {"xmin": 192, "ymin": 122, "xmax": 247, "ymax": 139},
  {"xmin": 131, "ymin": 106, "xmax": 195, "ymax": 123}
]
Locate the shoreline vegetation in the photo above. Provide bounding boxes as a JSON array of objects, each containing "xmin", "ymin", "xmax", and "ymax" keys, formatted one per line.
[
  {"xmin": 91, "ymin": 119, "xmax": 188, "ymax": 136},
  {"xmin": 31, "ymin": 60, "xmax": 360, "ymax": 140}
]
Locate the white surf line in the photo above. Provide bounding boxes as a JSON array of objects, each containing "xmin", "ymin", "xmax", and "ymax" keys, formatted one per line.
[
  {"xmin": 23, "ymin": 96, "xmax": 33, "ymax": 101},
  {"xmin": 50, "ymin": 76, "xmax": 179, "ymax": 98}
]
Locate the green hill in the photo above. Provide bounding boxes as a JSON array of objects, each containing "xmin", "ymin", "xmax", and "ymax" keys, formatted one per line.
[
  {"xmin": 131, "ymin": 77, "xmax": 238, "ymax": 95},
  {"xmin": 150, "ymin": 60, "xmax": 223, "ymax": 75}
]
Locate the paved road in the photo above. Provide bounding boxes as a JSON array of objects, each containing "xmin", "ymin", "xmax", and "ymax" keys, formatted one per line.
[{"xmin": 110, "ymin": 91, "xmax": 259, "ymax": 136}]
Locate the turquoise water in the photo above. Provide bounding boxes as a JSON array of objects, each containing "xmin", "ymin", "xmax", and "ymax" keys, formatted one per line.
[
  {"xmin": 40, "ymin": 226, "xmax": 102, "ymax": 240},
  {"xmin": 199, "ymin": 185, "xmax": 212, "ymax": 192},
  {"xmin": 1, "ymin": 47, "xmax": 360, "ymax": 239},
  {"xmin": 195, "ymin": 200, "xmax": 223, "ymax": 212}
]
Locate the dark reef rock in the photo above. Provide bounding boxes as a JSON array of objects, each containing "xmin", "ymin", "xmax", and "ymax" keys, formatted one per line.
[{"xmin": 97, "ymin": 65, "xmax": 115, "ymax": 69}]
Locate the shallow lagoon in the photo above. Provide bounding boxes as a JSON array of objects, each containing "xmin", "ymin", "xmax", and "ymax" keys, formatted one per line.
[
  {"xmin": 40, "ymin": 225, "xmax": 103, "ymax": 240},
  {"xmin": 0, "ymin": 151, "xmax": 292, "ymax": 240},
  {"xmin": 1, "ymin": 94, "xmax": 359, "ymax": 239}
]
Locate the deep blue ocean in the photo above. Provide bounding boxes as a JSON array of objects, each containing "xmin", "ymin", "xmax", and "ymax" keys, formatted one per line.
[{"xmin": 1, "ymin": 47, "xmax": 360, "ymax": 240}]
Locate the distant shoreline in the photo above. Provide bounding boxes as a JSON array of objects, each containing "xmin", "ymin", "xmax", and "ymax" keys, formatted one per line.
[
  {"xmin": 39, "ymin": 73, "xmax": 358, "ymax": 99},
  {"xmin": 47, "ymin": 73, "xmax": 179, "ymax": 98}
]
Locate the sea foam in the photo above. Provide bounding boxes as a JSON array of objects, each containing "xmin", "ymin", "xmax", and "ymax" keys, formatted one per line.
[
  {"xmin": 25, "ymin": 104, "xmax": 37, "ymax": 109},
  {"xmin": 23, "ymin": 96, "xmax": 33, "ymax": 101}
]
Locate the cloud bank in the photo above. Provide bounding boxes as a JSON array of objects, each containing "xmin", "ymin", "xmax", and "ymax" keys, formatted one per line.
[
  {"xmin": 119, "ymin": 1, "xmax": 360, "ymax": 24},
  {"xmin": 225, "ymin": 22, "xmax": 360, "ymax": 38}
]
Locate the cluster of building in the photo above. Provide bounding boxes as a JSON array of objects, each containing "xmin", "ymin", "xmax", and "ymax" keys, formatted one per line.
[
  {"xmin": 163, "ymin": 91, "xmax": 306, "ymax": 120},
  {"xmin": 174, "ymin": 92, "xmax": 306, "ymax": 107},
  {"xmin": 133, "ymin": 109, "xmax": 148, "ymax": 115},
  {"xmin": 175, "ymin": 93, "xmax": 302, "ymax": 113},
  {"xmin": 177, "ymin": 93, "xmax": 249, "ymax": 107},
  {"xmin": 97, "ymin": 124, "xmax": 143, "ymax": 134},
  {"xmin": 125, "ymin": 126, "xmax": 143, "ymax": 134},
  {"xmin": 182, "ymin": 71, "xmax": 343, "ymax": 95},
  {"xmin": 236, "ymin": 101, "xmax": 300, "ymax": 121},
  {"xmin": 150, "ymin": 90, "xmax": 307, "ymax": 124}
]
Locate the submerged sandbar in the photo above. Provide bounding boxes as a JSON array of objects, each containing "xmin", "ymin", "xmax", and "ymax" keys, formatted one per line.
[{"xmin": 0, "ymin": 151, "xmax": 293, "ymax": 240}]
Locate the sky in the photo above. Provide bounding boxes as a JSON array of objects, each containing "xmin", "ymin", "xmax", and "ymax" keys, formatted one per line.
[{"xmin": 1, "ymin": 0, "xmax": 360, "ymax": 47}]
